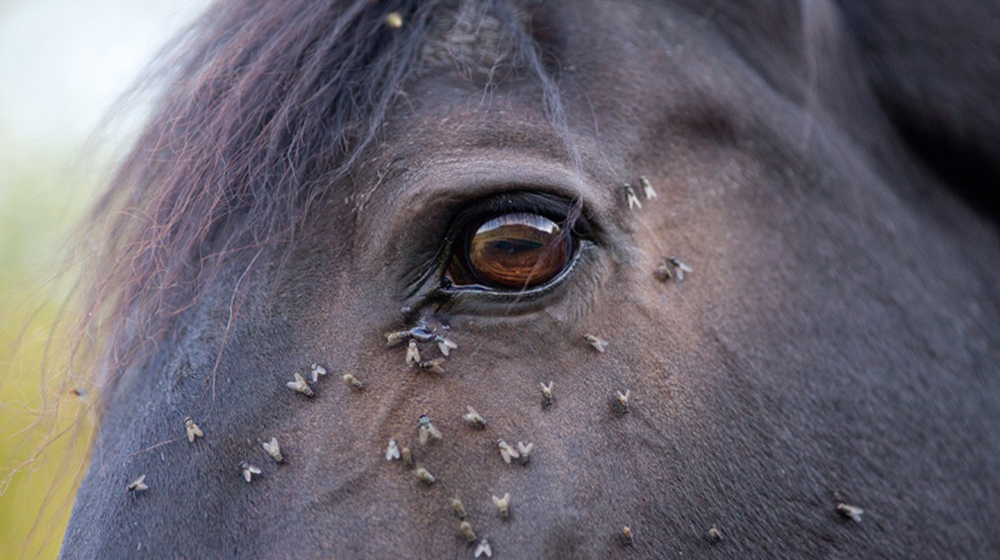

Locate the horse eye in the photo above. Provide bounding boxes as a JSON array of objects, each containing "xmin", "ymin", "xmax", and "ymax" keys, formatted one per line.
[{"xmin": 448, "ymin": 212, "xmax": 573, "ymax": 290}]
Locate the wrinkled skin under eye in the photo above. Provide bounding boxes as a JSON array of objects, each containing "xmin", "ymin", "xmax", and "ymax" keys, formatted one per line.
[{"xmin": 449, "ymin": 212, "xmax": 572, "ymax": 290}]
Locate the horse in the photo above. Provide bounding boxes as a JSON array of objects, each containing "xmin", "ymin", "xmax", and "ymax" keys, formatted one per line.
[{"xmin": 59, "ymin": 0, "xmax": 1000, "ymax": 557}]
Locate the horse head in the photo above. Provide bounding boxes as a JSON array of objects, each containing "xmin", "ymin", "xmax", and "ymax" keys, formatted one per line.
[{"xmin": 61, "ymin": 1, "xmax": 1000, "ymax": 557}]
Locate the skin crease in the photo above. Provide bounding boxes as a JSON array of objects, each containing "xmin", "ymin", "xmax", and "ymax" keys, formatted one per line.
[{"xmin": 61, "ymin": 1, "xmax": 1000, "ymax": 558}]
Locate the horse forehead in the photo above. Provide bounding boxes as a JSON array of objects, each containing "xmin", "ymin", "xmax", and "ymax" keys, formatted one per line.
[{"xmin": 346, "ymin": 8, "xmax": 744, "ymax": 224}]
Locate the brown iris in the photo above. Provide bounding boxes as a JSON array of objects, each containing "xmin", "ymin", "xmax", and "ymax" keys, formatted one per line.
[{"xmin": 455, "ymin": 212, "xmax": 571, "ymax": 289}]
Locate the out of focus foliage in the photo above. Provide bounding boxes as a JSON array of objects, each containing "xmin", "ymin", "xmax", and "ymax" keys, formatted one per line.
[
  {"xmin": 0, "ymin": 138, "xmax": 98, "ymax": 559},
  {"xmin": 1, "ymin": 1, "xmax": 209, "ymax": 555}
]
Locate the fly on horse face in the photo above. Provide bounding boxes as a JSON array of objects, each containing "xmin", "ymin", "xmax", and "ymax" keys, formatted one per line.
[{"xmin": 61, "ymin": 0, "xmax": 1000, "ymax": 558}]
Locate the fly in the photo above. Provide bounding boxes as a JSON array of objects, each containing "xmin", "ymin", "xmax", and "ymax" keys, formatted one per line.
[
  {"xmin": 836, "ymin": 503, "xmax": 864, "ymax": 522},
  {"xmin": 474, "ymin": 538, "xmax": 492, "ymax": 558},
  {"xmin": 614, "ymin": 389, "xmax": 631, "ymax": 415},
  {"xmin": 414, "ymin": 467, "xmax": 436, "ymax": 485},
  {"xmin": 386, "ymin": 439, "xmax": 401, "ymax": 461},
  {"xmin": 653, "ymin": 259, "xmax": 673, "ymax": 282},
  {"xmin": 184, "ymin": 417, "xmax": 204, "ymax": 443},
  {"xmin": 240, "ymin": 461, "xmax": 262, "ymax": 483},
  {"xmin": 419, "ymin": 358, "xmax": 446, "ymax": 374},
  {"xmin": 540, "ymin": 381, "xmax": 554, "ymax": 407},
  {"xmin": 342, "ymin": 373, "xmax": 365, "ymax": 391},
  {"xmin": 459, "ymin": 521, "xmax": 476, "ymax": 542},
  {"xmin": 262, "ymin": 437, "xmax": 284, "ymax": 463},
  {"xmin": 286, "ymin": 373, "xmax": 315, "ymax": 397},
  {"xmin": 498, "ymin": 440, "xmax": 519, "ymax": 464},
  {"xmin": 449, "ymin": 494, "xmax": 467, "ymax": 519},
  {"xmin": 668, "ymin": 257, "xmax": 693, "ymax": 281},
  {"xmin": 309, "ymin": 363, "xmax": 327, "ymax": 383},
  {"xmin": 624, "ymin": 184, "xmax": 642, "ymax": 210},
  {"xmin": 516, "ymin": 441, "xmax": 533, "ymax": 465},
  {"xmin": 418, "ymin": 414, "xmax": 442, "ymax": 445},
  {"xmin": 385, "ymin": 330, "xmax": 410, "ymax": 347},
  {"xmin": 585, "ymin": 334, "xmax": 609, "ymax": 353},
  {"xmin": 640, "ymin": 176, "xmax": 657, "ymax": 199},
  {"xmin": 126, "ymin": 474, "xmax": 147, "ymax": 495},
  {"xmin": 492, "ymin": 493, "xmax": 511, "ymax": 520},
  {"xmin": 436, "ymin": 336, "xmax": 458, "ymax": 357},
  {"xmin": 621, "ymin": 526, "xmax": 634, "ymax": 546},
  {"xmin": 405, "ymin": 340, "xmax": 421, "ymax": 366},
  {"xmin": 384, "ymin": 11, "xmax": 403, "ymax": 29},
  {"xmin": 462, "ymin": 406, "xmax": 486, "ymax": 429}
]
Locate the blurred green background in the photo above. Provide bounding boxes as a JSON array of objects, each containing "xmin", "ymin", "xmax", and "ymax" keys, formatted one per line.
[{"xmin": 0, "ymin": 0, "xmax": 207, "ymax": 556}]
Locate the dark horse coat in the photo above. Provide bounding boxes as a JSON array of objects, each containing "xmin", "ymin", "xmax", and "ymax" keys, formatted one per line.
[{"xmin": 61, "ymin": 1, "xmax": 999, "ymax": 558}]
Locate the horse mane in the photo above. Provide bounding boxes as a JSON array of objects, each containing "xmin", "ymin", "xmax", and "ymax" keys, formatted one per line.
[{"xmin": 73, "ymin": 0, "xmax": 566, "ymax": 397}]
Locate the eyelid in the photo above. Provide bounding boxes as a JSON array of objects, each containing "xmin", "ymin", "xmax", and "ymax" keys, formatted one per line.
[
  {"xmin": 373, "ymin": 158, "xmax": 605, "ymax": 255},
  {"xmin": 446, "ymin": 191, "xmax": 594, "ymax": 243},
  {"xmin": 365, "ymin": 158, "xmax": 605, "ymax": 309},
  {"xmin": 401, "ymin": 191, "xmax": 589, "ymax": 299}
]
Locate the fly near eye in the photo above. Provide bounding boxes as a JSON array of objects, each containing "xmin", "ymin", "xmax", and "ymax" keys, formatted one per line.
[{"xmin": 454, "ymin": 212, "xmax": 572, "ymax": 290}]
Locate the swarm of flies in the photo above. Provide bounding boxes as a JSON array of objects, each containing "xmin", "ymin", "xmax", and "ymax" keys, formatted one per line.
[
  {"xmin": 283, "ymin": 361, "xmax": 343, "ymax": 398},
  {"xmin": 622, "ymin": 176, "xmax": 657, "ymax": 211},
  {"xmin": 384, "ymin": 319, "xmax": 457, "ymax": 372}
]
